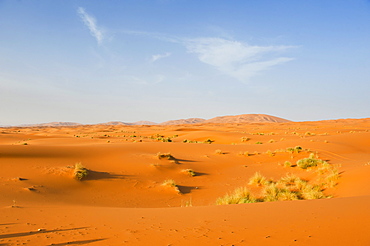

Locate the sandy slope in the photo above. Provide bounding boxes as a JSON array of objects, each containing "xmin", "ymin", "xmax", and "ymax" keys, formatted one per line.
[{"xmin": 1, "ymin": 118, "xmax": 369, "ymax": 245}]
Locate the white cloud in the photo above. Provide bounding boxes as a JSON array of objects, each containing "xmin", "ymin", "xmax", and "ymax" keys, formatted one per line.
[
  {"xmin": 77, "ymin": 7, "xmax": 104, "ymax": 45},
  {"xmin": 185, "ymin": 38, "xmax": 295, "ymax": 82},
  {"xmin": 151, "ymin": 52, "xmax": 171, "ymax": 62}
]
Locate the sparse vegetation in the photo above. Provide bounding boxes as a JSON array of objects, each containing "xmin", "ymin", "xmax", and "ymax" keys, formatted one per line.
[
  {"xmin": 162, "ymin": 179, "xmax": 180, "ymax": 193},
  {"xmin": 296, "ymin": 153, "xmax": 326, "ymax": 169},
  {"xmin": 248, "ymin": 172, "xmax": 268, "ymax": 186},
  {"xmin": 181, "ymin": 169, "xmax": 196, "ymax": 177},
  {"xmin": 286, "ymin": 146, "xmax": 303, "ymax": 154},
  {"xmin": 73, "ymin": 163, "xmax": 88, "ymax": 181},
  {"xmin": 266, "ymin": 150, "xmax": 275, "ymax": 157},
  {"xmin": 284, "ymin": 161, "xmax": 293, "ymax": 167},
  {"xmin": 217, "ymin": 168, "xmax": 334, "ymax": 205},
  {"xmin": 241, "ymin": 137, "xmax": 250, "ymax": 142},
  {"xmin": 216, "ymin": 187, "xmax": 257, "ymax": 205},
  {"xmin": 156, "ymin": 152, "xmax": 174, "ymax": 160},
  {"xmin": 203, "ymin": 138, "xmax": 214, "ymax": 144},
  {"xmin": 215, "ymin": 149, "xmax": 224, "ymax": 155}
]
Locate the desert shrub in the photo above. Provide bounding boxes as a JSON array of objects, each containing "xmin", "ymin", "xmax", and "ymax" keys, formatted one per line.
[
  {"xmin": 214, "ymin": 149, "xmax": 224, "ymax": 155},
  {"xmin": 181, "ymin": 169, "xmax": 196, "ymax": 177},
  {"xmin": 284, "ymin": 161, "xmax": 293, "ymax": 167},
  {"xmin": 255, "ymin": 141, "xmax": 263, "ymax": 144},
  {"xmin": 300, "ymin": 184, "xmax": 326, "ymax": 200},
  {"xmin": 279, "ymin": 173, "xmax": 300, "ymax": 186},
  {"xmin": 156, "ymin": 152, "xmax": 174, "ymax": 160},
  {"xmin": 238, "ymin": 151, "xmax": 250, "ymax": 157},
  {"xmin": 266, "ymin": 150, "xmax": 275, "ymax": 157},
  {"xmin": 203, "ymin": 138, "xmax": 214, "ymax": 144},
  {"xmin": 262, "ymin": 183, "xmax": 299, "ymax": 202},
  {"xmin": 162, "ymin": 179, "xmax": 177, "ymax": 187},
  {"xmin": 294, "ymin": 146, "xmax": 303, "ymax": 152},
  {"xmin": 216, "ymin": 187, "xmax": 256, "ymax": 205},
  {"xmin": 162, "ymin": 179, "xmax": 180, "ymax": 193},
  {"xmin": 73, "ymin": 163, "xmax": 88, "ymax": 180},
  {"xmin": 296, "ymin": 154, "xmax": 326, "ymax": 169},
  {"xmin": 240, "ymin": 137, "xmax": 250, "ymax": 142},
  {"xmin": 323, "ymin": 168, "xmax": 340, "ymax": 188},
  {"xmin": 287, "ymin": 146, "xmax": 303, "ymax": 154},
  {"xmin": 248, "ymin": 172, "xmax": 268, "ymax": 186}
]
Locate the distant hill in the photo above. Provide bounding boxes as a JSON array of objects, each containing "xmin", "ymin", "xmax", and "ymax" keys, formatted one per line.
[
  {"xmin": 159, "ymin": 114, "xmax": 290, "ymax": 125},
  {"xmin": 132, "ymin": 121, "xmax": 158, "ymax": 125},
  {"xmin": 102, "ymin": 121, "xmax": 157, "ymax": 126},
  {"xmin": 204, "ymin": 114, "xmax": 291, "ymax": 124},
  {"xmin": 161, "ymin": 118, "xmax": 206, "ymax": 125},
  {"xmin": 12, "ymin": 114, "xmax": 291, "ymax": 127},
  {"xmin": 100, "ymin": 121, "xmax": 129, "ymax": 126},
  {"xmin": 18, "ymin": 122, "xmax": 82, "ymax": 127}
]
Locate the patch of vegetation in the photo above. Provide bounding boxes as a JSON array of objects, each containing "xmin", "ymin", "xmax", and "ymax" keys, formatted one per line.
[
  {"xmin": 216, "ymin": 187, "xmax": 257, "ymax": 205},
  {"xmin": 284, "ymin": 161, "xmax": 293, "ymax": 167},
  {"xmin": 296, "ymin": 153, "xmax": 326, "ymax": 169},
  {"xmin": 203, "ymin": 138, "xmax": 214, "ymax": 144},
  {"xmin": 73, "ymin": 163, "xmax": 88, "ymax": 181},
  {"xmin": 181, "ymin": 169, "xmax": 196, "ymax": 177},
  {"xmin": 214, "ymin": 149, "xmax": 224, "ymax": 155},
  {"xmin": 286, "ymin": 146, "xmax": 303, "ymax": 154},
  {"xmin": 162, "ymin": 179, "xmax": 180, "ymax": 193},
  {"xmin": 238, "ymin": 151, "xmax": 250, "ymax": 157},
  {"xmin": 217, "ymin": 169, "xmax": 334, "ymax": 205},
  {"xmin": 156, "ymin": 152, "xmax": 174, "ymax": 160},
  {"xmin": 248, "ymin": 172, "xmax": 269, "ymax": 186},
  {"xmin": 240, "ymin": 137, "xmax": 250, "ymax": 142},
  {"xmin": 266, "ymin": 150, "xmax": 275, "ymax": 157}
]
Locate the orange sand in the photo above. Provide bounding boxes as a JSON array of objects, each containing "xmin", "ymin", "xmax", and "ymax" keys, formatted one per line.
[{"xmin": 1, "ymin": 118, "xmax": 369, "ymax": 245}]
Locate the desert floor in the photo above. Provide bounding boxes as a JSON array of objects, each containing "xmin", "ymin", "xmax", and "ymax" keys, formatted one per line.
[{"xmin": 1, "ymin": 118, "xmax": 370, "ymax": 245}]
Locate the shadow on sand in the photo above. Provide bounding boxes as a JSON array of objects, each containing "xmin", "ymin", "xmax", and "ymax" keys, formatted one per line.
[
  {"xmin": 48, "ymin": 238, "xmax": 107, "ymax": 245},
  {"xmin": 84, "ymin": 170, "xmax": 127, "ymax": 181},
  {"xmin": 0, "ymin": 227, "xmax": 88, "ymax": 239},
  {"xmin": 178, "ymin": 185, "xmax": 201, "ymax": 194}
]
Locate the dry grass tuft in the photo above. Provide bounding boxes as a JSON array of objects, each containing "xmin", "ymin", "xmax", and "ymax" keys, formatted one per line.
[
  {"xmin": 216, "ymin": 187, "xmax": 256, "ymax": 205},
  {"xmin": 284, "ymin": 161, "xmax": 293, "ymax": 167},
  {"xmin": 73, "ymin": 163, "xmax": 88, "ymax": 181},
  {"xmin": 214, "ymin": 149, "xmax": 224, "ymax": 155},
  {"xmin": 162, "ymin": 179, "xmax": 181, "ymax": 193},
  {"xmin": 248, "ymin": 172, "xmax": 269, "ymax": 186},
  {"xmin": 181, "ymin": 169, "xmax": 196, "ymax": 177},
  {"xmin": 156, "ymin": 152, "xmax": 174, "ymax": 160},
  {"xmin": 296, "ymin": 153, "xmax": 326, "ymax": 169}
]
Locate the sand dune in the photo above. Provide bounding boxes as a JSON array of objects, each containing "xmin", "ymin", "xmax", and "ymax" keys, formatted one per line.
[{"xmin": 1, "ymin": 118, "xmax": 369, "ymax": 245}]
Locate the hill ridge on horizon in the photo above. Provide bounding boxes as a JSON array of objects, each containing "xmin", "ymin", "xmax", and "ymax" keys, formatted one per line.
[{"xmin": 9, "ymin": 113, "xmax": 291, "ymax": 127}]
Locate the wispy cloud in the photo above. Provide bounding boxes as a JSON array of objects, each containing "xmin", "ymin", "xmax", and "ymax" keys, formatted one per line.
[
  {"xmin": 151, "ymin": 52, "xmax": 171, "ymax": 62},
  {"xmin": 185, "ymin": 38, "xmax": 295, "ymax": 82},
  {"xmin": 77, "ymin": 7, "xmax": 104, "ymax": 45}
]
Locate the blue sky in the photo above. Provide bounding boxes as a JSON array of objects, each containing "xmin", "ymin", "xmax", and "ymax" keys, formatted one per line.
[{"xmin": 1, "ymin": 0, "xmax": 370, "ymax": 125}]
